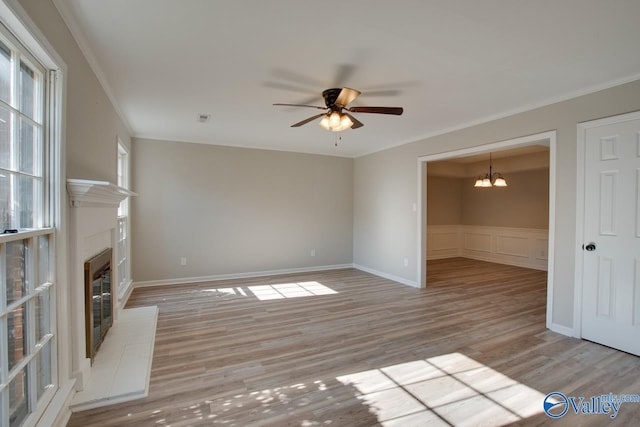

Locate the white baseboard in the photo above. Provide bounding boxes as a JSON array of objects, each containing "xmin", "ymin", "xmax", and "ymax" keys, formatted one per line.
[
  {"xmin": 462, "ymin": 254, "xmax": 548, "ymax": 271},
  {"xmin": 72, "ymin": 358, "xmax": 92, "ymax": 392},
  {"xmin": 132, "ymin": 264, "xmax": 353, "ymax": 288},
  {"xmin": 547, "ymin": 322, "xmax": 576, "ymax": 338},
  {"xmin": 353, "ymin": 264, "xmax": 419, "ymax": 288},
  {"xmin": 132, "ymin": 263, "xmax": 421, "ymax": 290},
  {"xmin": 117, "ymin": 279, "xmax": 135, "ymax": 309}
]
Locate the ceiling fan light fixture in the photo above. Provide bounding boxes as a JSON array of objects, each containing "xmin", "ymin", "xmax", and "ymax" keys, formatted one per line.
[
  {"xmin": 319, "ymin": 115, "xmax": 330, "ymax": 129},
  {"xmin": 340, "ymin": 114, "xmax": 353, "ymax": 129},
  {"xmin": 318, "ymin": 112, "xmax": 353, "ymax": 132},
  {"xmin": 329, "ymin": 111, "xmax": 341, "ymax": 128}
]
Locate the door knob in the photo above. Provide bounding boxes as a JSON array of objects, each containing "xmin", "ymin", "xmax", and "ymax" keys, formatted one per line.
[{"xmin": 584, "ymin": 242, "xmax": 596, "ymax": 251}]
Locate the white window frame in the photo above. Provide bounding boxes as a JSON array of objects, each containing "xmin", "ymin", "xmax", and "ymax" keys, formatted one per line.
[
  {"xmin": 116, "ymin": 140, "xmax": 131, "ymax": 299},
  {"xmin": 0, "ymin": 2, "xmax": 63, "ymax": 425},
  {"xmin": 0, "ymin": 229, "xmax": 56, "ymax": 427},
  {"xmin": 0, "ymin": 26, "xmax": 44, "ymax": 231}
]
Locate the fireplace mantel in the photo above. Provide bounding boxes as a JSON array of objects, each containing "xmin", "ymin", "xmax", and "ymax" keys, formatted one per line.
[
  {"xmin": 67, "ymin": 178, "xmax": 136, "ymax": 390},
  {"xmin": 67, "ymin": 179, "xmax": 137, "ymax": 208}
]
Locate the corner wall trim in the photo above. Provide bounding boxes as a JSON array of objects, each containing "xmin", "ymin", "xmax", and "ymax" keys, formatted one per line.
[
  {"xmin": 132, "ymin": 264, "xmax": 354, "ymax": 288},
  {"xmin": 117, "ymin": 279, "xmax": 135, "ymax": 308},
  {"xmin": 353, "ymin": 264, "xmax": 419, "ymax": 288}
]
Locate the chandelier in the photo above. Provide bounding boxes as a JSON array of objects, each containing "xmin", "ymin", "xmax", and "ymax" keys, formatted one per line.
[{"xmin": 474, "ymin": 153, "xmax": 507, "ymax": 187}]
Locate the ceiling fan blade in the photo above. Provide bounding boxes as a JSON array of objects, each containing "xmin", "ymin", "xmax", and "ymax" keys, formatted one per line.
[
  {"xmin": 295, "ymin": 95, "xmax": 325, "ymax": 106},
  {"xmin": 335, "ymin": 87, "xmax": 361, "ymax": 107},
  {"xmin": 344, "ymin": 112, "xmax": 364, "ymax": 129},
  {"xmin": 273, "ymin": 103, "xmax": 327, "ymax": 110},
  {"xmin": 263, "ymin": 81, "xmax": 317, "ymax": 94},
  {"xmin": 360, "ymin": 89, "xmax": 401, "ymax": 97},
  {"xmin": 348, "ymin": 106, "xmax": 403, "ymax": 115},
  {"xmin": 333, "ymin": 64, "xmax": 357, "ymax": 87},
  {"xmin": 271, "ymin": 68, "xmax": 325, "ymax": 88},
  {"xmin": 291, "ymin": 113, "xmax": 326, "ymax": 127}
]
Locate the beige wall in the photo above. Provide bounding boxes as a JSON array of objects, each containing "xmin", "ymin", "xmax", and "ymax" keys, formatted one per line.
[
  {"xmin": 354, "ymin": 79, "xmax": 640, "ymax": 329},
  {"xmin": 461, "ymin": 168, "xmax": 549, "ymax": 228},
  {"xmin": 131, "ymin": 138, "xmax": 353, "ymax": 282},
  {"xmin": 18, "ymin": 0, "xmax": 131, "ymax": 182},
  {"xmin": 426, "ymin": 176, "xmax": 462, "ymax": 225},
  {"xmin": 427, "ymin": 169, "xmax": 549, "ymax": 228}
]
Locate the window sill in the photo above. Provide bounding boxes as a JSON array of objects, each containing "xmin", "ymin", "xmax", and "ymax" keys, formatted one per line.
[{"xmin": 0, "ymin": 227, "xmax": 54, "ymax": 244}]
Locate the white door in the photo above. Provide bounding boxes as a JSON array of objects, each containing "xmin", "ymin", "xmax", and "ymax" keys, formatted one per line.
[{"xmin": 580, "ymin": 112, "xmax": 640, "ymax": 356}]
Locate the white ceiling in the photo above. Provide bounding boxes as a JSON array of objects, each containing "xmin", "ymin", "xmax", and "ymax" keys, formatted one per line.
[{"xmin": 53, "ymin": 0, "xmax": 640, "ymax": 158}]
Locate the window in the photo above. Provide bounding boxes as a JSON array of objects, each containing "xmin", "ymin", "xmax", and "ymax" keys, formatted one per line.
[
  {"xmin": 116, "ymin": 142, "xmax": 130, "ymax": 293},
  {"xmin": 0, "ymin": 21, "xmax": 56, "ymax": 427},
  {"xmin": 0, "ymin": 37, "xmax": 43, "ymax": 231}
]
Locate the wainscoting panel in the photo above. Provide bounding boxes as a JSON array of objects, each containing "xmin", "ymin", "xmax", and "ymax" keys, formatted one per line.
[
  {"xmin": 464, "ymin": 232, "xmax": 493, "ymax": 253},
  {"xmin": 426, "ymin": 225, "xmax": 549, "ymax": 270},
  {"xmin": 496, "ymin": 235, "xmax": 529, "ymax": 258},
  {"xmin": 426, "ymin": 225, "xmax": 460, "ymax": 259}
]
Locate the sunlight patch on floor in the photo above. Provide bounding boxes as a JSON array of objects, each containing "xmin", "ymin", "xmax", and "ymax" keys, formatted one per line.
[
  {"xmin": 248, "ymin": 281, "xmax": 337, "ymax": 300},
  {"xmin": 201, "ymin": 287, "xmax": 240, "ymax": 296},
  {"xmin": 199, "ymin": 281, "xmax": 337, "ymax": 301},
  {"xmin": 152, "ymin": 353, "xmax": 545, "ymax": 425},
  {"xmin": 337, "ymin": 352, "xmax": 546, "ymax": 426},
  {"xmin": 203, "ymin": 380, "xmax": 333, "ymax": 424}
]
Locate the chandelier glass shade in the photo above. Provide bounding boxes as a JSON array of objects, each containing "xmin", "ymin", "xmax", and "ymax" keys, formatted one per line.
[
  {"xmin": 474, "ymin": 153, "xmax": 507, "ymax": 188},
  {"xmin": 319, "ymin": 111, "xmax": 353, "ymax": 132}
]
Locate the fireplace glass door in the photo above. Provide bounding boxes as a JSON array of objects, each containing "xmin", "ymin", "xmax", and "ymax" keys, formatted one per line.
[{"xmin": 85, "ymin": 248, "xmax": 113, "ymax": 362}]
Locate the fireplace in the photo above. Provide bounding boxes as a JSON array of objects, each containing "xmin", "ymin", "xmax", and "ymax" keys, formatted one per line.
[{"xmin": 84, "ymin": 248, "xmax": 113, "ymax": 362}]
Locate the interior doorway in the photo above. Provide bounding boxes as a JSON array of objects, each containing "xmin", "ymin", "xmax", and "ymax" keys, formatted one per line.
[{"xmin": 417, "ymin": 131, "xmax": 556, "ymax": 329}]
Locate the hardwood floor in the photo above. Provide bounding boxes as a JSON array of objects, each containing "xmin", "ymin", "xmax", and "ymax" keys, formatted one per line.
[{"xmin": 67, "ymin": 258, "xmax": 640, "ymax": 426}]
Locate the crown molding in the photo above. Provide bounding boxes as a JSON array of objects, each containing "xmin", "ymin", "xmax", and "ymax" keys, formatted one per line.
[{"xmin": 52, "ymin": 0, "xmax": 132, "ymax": 134}]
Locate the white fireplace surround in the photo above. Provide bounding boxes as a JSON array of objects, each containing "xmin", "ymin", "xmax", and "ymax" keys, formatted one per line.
[{"xmin": 66, "ymin": 179, "xmax": 136, "ymax": 391}]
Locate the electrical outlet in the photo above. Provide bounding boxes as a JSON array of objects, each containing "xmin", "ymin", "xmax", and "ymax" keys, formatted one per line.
[
  {"xmin": 403, "ymin": 258, "xmax": 409, "ymax": 267},
  {"xmin": 180, "ymin": 257, "xmax": 187, "ymax": 266},
  {"xmin": 310, "ymin": 249, "xmax": 316, "ymax": 257}
]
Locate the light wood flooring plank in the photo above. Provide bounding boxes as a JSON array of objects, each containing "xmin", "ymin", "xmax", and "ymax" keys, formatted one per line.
[{"xmin": 67, "ymin": 259, "xmax": 640, "ymax": 426}]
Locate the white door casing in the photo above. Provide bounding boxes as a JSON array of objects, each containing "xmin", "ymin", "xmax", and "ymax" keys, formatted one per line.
[{"xmin": 578, "ymin": 111, "xmax": 640, "ymax": 356}]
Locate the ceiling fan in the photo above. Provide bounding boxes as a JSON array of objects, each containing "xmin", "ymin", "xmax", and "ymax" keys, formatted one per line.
[{"xmin": 273, "ymin": 87, "xmax": 403, "ymax": 132}]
